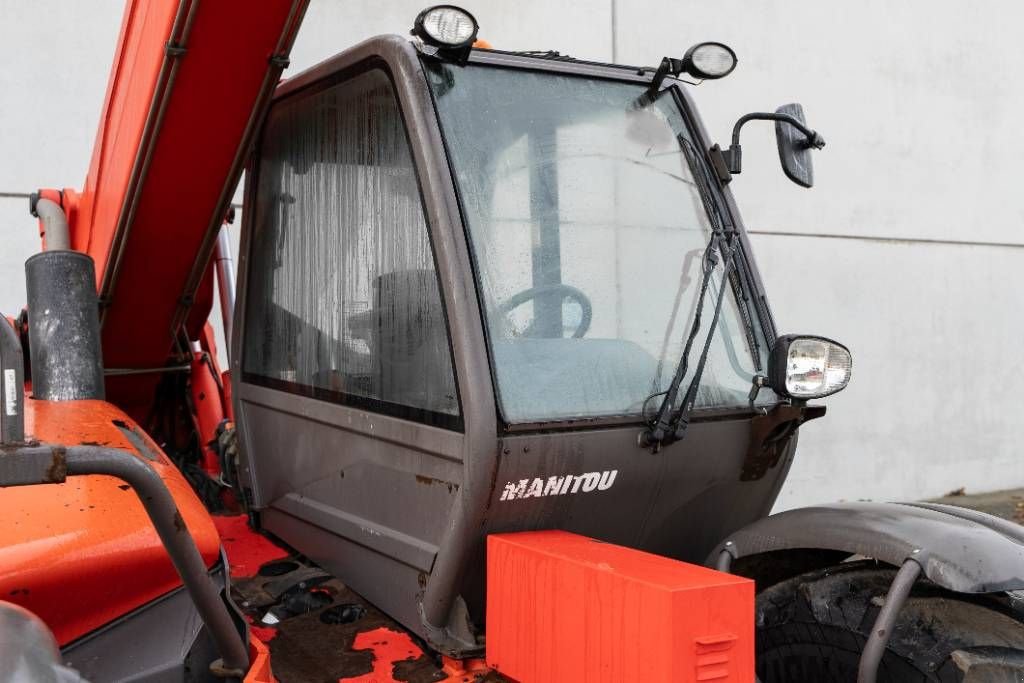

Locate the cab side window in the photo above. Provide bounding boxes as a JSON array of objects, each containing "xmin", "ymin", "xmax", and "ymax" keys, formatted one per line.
[{"xmin": 242, "ymin": 68, "xmax": 460, "ymax": 427}]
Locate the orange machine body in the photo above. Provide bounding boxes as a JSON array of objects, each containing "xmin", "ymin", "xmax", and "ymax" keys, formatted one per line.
[
  {"xmin": 5, "ymin": 0, "xmax": 303, "ymax": 664},
  {"xmin": 486, "ymin": 531, "xmax": 755, "ymax": 683},
  {"xmin": 0, "ymin": 399, "xmax": 221, "ymax": 645}
]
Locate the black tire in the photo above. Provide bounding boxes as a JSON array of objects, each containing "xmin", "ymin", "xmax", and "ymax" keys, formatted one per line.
[{"xmin": 756, "ymin": 561, "xmax": 1024, "ymax": 682}]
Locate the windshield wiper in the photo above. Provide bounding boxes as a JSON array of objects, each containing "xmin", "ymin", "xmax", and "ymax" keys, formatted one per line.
[
  {"xmin": 679, "ymin": 135, "xmax": 764, "ymax": 373},
  {"xmin": 641, "ymin": 232, "xmax": 736, "ymax": 452},
  {"xmin": 730, "ymin": 256, "xmax": 762, "ymax": 372},
  {"xmin": 640, "ymin": 135, "xmax": 747, "ymax": 452},
  {"xmin": 681, "ymin": 134, "xmax": 764, "ymax": 375},
  {"xmin": 665, "ymin": 241, "xmax": 736, "ymax": 443}
]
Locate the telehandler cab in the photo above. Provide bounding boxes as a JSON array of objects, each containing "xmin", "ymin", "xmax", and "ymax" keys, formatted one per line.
[{"xmin": 3, "ymin": 3, "xmax": 1024, "ymax": 682}]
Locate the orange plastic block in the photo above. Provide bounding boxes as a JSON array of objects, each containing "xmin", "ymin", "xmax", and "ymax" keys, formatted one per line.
[{"xmin": 486, "ymin": 531, "xmax": 754, "ymax": 683}]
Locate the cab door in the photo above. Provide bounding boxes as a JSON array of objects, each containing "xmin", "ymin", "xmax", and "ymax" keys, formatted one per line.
[{"xmin": 231, "ymin": 49, "xmax": 473, "ymax": 632}]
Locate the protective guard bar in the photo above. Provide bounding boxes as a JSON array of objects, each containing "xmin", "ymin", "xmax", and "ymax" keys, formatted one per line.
[
  {"xmin": 0, "ymin": 445, "xmax": 249, "ymax": 677},
  {"xmin": 857, "ymin": 559, "xmax": 922, "ymax": 683},
  {"xmin": 716, "ymin": 542, "xmax": 923, "ymax": 683}
]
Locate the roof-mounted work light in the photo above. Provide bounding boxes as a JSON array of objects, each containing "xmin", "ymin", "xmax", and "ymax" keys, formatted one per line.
[
  {"xmin": 646, "ymin": 42, "xmax": 737, "ymax": 95},
  {"xmin": 682, "ymin": 42, "xmax": 737, "ymax": 80},
  {"xmin": 412, "ymin": 5, "xmax": 479, "ymax": 50}
]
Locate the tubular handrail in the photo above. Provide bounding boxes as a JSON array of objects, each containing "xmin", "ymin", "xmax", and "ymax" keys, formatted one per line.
[{"xmin": 0, "ymin": 445, "xmax": 249, "ymax": 677}]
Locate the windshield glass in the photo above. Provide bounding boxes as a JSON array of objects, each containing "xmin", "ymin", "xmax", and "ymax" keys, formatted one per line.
[{"xmin": 426, "ymin": 60, "xmax": 775, "ymax": 423}]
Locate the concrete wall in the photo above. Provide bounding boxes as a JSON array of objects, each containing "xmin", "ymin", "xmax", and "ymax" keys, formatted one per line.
[{"xmin": 1, "ymin": 1, "xmax": 1021, "ymax": 509}]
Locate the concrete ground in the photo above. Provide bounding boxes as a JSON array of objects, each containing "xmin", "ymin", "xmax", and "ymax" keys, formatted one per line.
[{"xmin": 928, "ymin": 487, "xmax": 1024, "ymax": 523}]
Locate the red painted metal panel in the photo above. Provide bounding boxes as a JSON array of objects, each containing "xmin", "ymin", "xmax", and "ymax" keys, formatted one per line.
[
  {"xmin": 0, "ymin": 399, "xmax": 222, "ymax": 645},
  {"xmin": 486, "ymin": 531, "xmax": 755, "ymax": 683},
  {"xmin": 74, "ymin": 1, "xmax": 174, "ymax": 268},
  {"xmin": 64, "ymin": 0, "xmax": 305, "ymax": 417}
]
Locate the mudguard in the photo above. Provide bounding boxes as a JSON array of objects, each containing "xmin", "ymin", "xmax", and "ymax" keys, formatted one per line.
[{"xmin": 710, "ymin": 501, "xmax": 1024, "ymax": 594}]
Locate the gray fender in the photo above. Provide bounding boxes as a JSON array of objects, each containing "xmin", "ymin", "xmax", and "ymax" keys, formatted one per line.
[{"xmin": 710, "ymin": 501, "xmax": 1024, "ymax": 593}]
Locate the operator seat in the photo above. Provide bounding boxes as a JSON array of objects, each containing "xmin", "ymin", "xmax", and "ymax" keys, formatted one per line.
[{"xmin": 370, "ymin": 269, "xmax": 456, "ymax": 415}]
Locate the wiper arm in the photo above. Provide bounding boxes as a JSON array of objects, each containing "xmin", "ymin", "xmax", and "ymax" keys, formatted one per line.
[
  {"xmin": 640, "ymin": 135, "xmax": 748, "ymax": 452},
  {"xmin": 664, "ymin": 240, "xmax": 736, "ymax": 444},
  {"xmin": 683, "ymin": 132, "xmax": 764, "ymax": 380},
  {"xmin": 641, "ymin": 232, "xmax": 729, "ymax": 451},
  {"xmin": 679, "ymin": 133, "xmax": 764, "ymax": 373}
]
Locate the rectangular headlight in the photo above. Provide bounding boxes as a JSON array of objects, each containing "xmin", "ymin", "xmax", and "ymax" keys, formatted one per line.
[{"xmin": 769, "ymin": 334, "xmax": 852, "ymax": 399}]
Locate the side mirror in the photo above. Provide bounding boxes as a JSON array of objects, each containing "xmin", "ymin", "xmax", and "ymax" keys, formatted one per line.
[
  {"xmin": 767, "ymin": 334, "xmax": 851, "ymax": 400},
  {"xmin": 710, "ymin": 104, "xmax": 825, "ymax": 188},
  {"xmin": 775, "ymin": 103, "xmax": 817, "ymax": 188}
]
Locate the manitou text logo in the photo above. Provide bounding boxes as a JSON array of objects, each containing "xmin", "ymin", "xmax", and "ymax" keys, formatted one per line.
[{"xmin": 499, "ymin": 470, "xmax": 618, "ymax": 501}]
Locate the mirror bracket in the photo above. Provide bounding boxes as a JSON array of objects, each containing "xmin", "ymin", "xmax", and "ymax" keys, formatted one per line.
[
  {"xmin": 646, "ymin": 56, "xmax": 684, "ymax": 95},
  {"xmin": 708, "ymin": 143, "xmax": 735, "ymax": 183},
  {"xmin": 715, "ymin": 110, "xmax": 825, "ymax": 183}
]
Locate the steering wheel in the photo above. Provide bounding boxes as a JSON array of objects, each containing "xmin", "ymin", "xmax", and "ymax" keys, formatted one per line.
[{"xmin": 495, "ymin": 284, "xmax": 593, "ymax": 338}]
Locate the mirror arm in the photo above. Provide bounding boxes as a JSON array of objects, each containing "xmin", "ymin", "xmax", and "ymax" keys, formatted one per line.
[
  {"xmin": 732, "ymin": 112, "xmax": 824, "ymax": 148},
  {"xmin": 715, "ymin": 112, "xmax": 826, "ymax": 176}
]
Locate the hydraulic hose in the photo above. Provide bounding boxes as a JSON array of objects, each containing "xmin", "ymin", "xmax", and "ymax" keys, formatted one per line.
[{"xmin": 33, "ymin": 198, "xmax": 70, "ymax": 251}]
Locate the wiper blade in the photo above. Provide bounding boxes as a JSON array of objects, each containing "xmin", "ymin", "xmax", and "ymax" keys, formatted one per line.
[
  {"xmin": 683, "ymin": 133, "xmax": 764, "ymax": 377},
  {"xmin": 641, "ymin": 233, "xmax": 727, "ymax": 451},
  {"xmin": 666, "ymin": 243, "xmax": 736, "ymax": 442},
  {"xmin": 679, "ymin": 136, "xmax": 727, "ymax": 233},
  {"xmin": 640, "ymin": 135, "xmax": 747, "ymax": 452},
  {"xmin": 679, "ymin": 133, "xmax": 763, "ymax": 372},
  {"xmin": 641, "ymin": 234, "xmax": 737, "ymax": 450},
  {"xmin": 730, "ymin": 257, "xmax": 762, "ymax": 372}
]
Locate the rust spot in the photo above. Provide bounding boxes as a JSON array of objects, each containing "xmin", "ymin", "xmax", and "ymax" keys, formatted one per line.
[
  {"xmin": 173, "ymin": 511, "xmax": 186, "ymax": 533},
  {"xmin": 415, "ymin": 474, "xmax": 457, "ymax": 491},
  {"xmin": 1, "ymin": 439, "xmax": 40, "ymax": 453},
  {"xmin": 46, "ymin": 447, "xmax": 67, "ymax": 482}
]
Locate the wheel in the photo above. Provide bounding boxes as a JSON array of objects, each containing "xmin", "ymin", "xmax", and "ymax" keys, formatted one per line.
[{"xmin": 756, "ymin": 560, "xmax": 1024, "ymax": 682}]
